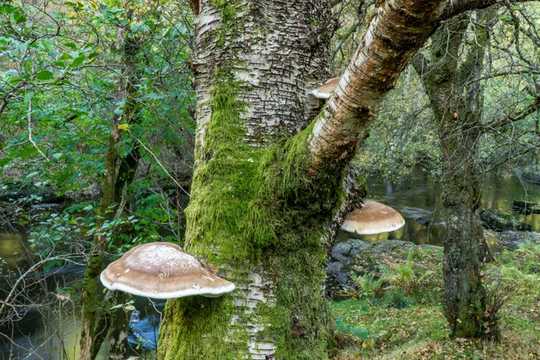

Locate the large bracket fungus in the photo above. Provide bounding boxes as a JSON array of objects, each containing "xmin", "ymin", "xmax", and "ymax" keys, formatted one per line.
[
  {"xmin": 341, "ymin": 200, "xmax": 405, "ymax": 235},
  {"xmin": 100, "ymin": 242, "xmax": 235, "ymax": 299}
]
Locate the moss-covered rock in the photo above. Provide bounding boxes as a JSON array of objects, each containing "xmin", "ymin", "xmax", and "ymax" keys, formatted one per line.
[{"xmin": 327, "ymin": 239, "xmax": 442, "ymax": 299}]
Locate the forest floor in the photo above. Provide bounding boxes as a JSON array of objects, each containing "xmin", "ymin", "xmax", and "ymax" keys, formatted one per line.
[{"xmin": 332, "ymin": 242, "xmax": 540, "ymax": 360}]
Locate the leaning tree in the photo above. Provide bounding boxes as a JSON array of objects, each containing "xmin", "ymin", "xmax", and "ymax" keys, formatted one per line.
[{"xmin": 156, "ymin": 0, "xmax": 521, "ymax": 358}]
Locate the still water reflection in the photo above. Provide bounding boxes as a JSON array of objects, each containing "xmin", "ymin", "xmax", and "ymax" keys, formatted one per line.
[
  {"xmin": 358, "ymin": 170, "xmax": 540, "ymax": 244},
  {"xmin": 0, "ymin": 233, "xmax": 28, "ymax": 269}
]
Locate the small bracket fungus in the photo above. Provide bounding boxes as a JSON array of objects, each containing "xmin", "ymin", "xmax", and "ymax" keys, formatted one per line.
[
  {"xmin": 341, "ymin": 200, "xmax": 405, "ymax": 235},
  {"xmin": 310, "ymin": 77, "xmax": 339, "ymax": 99},
  {"xmin": 100, "ymin": 242, "xmax": 235, "ymax": 299}
]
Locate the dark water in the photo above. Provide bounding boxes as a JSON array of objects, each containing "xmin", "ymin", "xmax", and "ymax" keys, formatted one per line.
[
  {"xmin": 1, "ymin": 169, "xmax": 539, "ymax": 358},
  {"xmin": 355, "ymin": 169, "xmax": 540, "ymax": 244},
  {"xmin": 0, "ymin": 232, "xmax": 161, "ymax": 360}
]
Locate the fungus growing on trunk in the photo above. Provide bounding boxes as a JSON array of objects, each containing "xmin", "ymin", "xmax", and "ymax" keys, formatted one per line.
[
  {"xmin": 100, "ymin": 242, "xmax": 235, "ymax": 299},
  {"xmin": 341, "ymin": 200, "xmax": 405, "ymax": 235},
  {"xmin": 310, "ymin": 77, "xmax": 339, "ymax": 99}
]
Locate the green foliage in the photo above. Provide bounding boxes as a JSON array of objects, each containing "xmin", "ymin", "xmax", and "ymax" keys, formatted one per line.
[
  {"xmin": 1, "ymin": 2, "xmax": 196, "ymax": 288},
  {"xmin": 1, "ymin": 0, "xmax": 194, "ymax": 190},
  {"xmin": 28, "ymin": 202, "xmax": 96, "ymax": 259},
  {"xmin": 335, "ymin": 318, "xmax": 369, "ymax": 340},
  {"xmin": 497, "ymin": 241, "xmax": 540, "ymax": 275},
  {"xmin": 351, "ymin": 248, "xmax": 442, "ymax": 309},
  {"xmin": 382, "ymin": 251, "xmax": 438, "ymax": 298},
  {"xmin": 354, "ymin": 274, "xmax": 384, "ymax": 299}
]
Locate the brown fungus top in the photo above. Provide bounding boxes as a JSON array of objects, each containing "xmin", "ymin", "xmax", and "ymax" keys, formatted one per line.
[
  {"xmin": 100, "ymin": 242, "xmax": 235, "ymax": 299},
  {"xmin": 341, "ymin": 200, "xmax": 405, "ymax": 235}
]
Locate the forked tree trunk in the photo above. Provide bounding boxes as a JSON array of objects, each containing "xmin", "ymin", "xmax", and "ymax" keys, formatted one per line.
[
  {"xmin": 158, "ymin": 0, "xmax": 445, "ymax": 358},
  {"xmin": 415, "ymin": 11, "xmax": 499, "ymax": 339}
]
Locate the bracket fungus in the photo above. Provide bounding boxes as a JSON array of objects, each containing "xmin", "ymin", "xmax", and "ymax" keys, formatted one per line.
[
  {"xmin": 341, "ymin": 200, "xmax": 405, "ymax": 235},
  {"xmin": 310, "ymin": 77, "xmax": 339, "ymax": 99},
  {"xmin": 100, "ymin": 242, "xmax": 235, "ymax": 299}
]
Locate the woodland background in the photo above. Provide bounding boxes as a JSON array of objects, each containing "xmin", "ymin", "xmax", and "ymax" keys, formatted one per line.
[{"xmin": 0, "ymin": 0, "xmax": 540, "ymax": 359}]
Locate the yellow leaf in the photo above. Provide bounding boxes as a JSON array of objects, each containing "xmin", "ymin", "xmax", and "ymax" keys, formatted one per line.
[{"xmin": 118, "ymin": 123, "xmax": 129, "ymax": 131}]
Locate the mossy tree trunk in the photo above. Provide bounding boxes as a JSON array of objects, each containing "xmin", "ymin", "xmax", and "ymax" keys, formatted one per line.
[
  {"xmin": 79, "ymin": 24, "xmax": 143, "ymax": 360},
  {"xmin": 158, "ymin": 0, "xmax": 445, "ymax": 359},
  {"xmin": 414, "ymin": 10, "xmax": 499, "ymax": 339}
]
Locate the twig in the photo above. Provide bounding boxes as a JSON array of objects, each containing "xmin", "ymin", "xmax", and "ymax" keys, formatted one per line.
[
  {"xmin": 130, "ymin": 132, "xmax": 190, "ymax": 196},
  {"xmin": 0, "ymin": 256, "xmax": 82, "ymax": 316},
  {"xmin": 27, "ymin": 95, "xmax": 49, "ymax": 161}
]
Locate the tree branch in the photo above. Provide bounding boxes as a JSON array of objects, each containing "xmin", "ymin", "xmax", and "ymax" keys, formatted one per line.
[
  {"xmin": 440, "ymin": 0, "xmax": 539, "ymax": 21},
  {"xmin": 307, "ymin": 0, "xmax": 446, "ymax": 174},
  {"xmin": 412, "ymin": 52, "xmax": 431, "ymax": 75},
  {"xmin": 484, "ymin": 97, "xmax": 540, "ymax": 129}
]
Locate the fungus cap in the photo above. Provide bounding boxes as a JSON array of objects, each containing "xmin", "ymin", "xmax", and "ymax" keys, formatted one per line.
[
  {"xmin": 341, "ymin": 200, "xmax": 405, "ymax": 235},
  {"xmin": 310, "ymin": 77, "xmax": 339, "ymax": 99},
  {"xmin": 100, "ymin": 242, "xmax": 235, "ymax": 299}
]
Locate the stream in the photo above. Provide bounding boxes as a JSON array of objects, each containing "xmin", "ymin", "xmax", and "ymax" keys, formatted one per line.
[
  {"xmin": 1, "ymin": 168, "xmax": 539, "ymax": 359},
  {"xmin": 0, "ymin": 233, "xmax": 161, "ymax": 359},
  {"xmin": 358, "ymin": 168, "xmax": 540, "ymax": 244}
]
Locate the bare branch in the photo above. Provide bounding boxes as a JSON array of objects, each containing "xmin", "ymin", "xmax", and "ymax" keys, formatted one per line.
[
  {"xmin": 484, "ymin": 97, "xmax": 540, "ymax": 129},
  {"xmin": 26, "ymin": 95, "xmax": 49, "ymax": 161}
]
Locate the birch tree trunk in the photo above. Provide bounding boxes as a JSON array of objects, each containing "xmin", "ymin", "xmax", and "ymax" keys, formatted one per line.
[{"xmin": 158, "ymin": 0, "xmax": 445, "ymax": 358}]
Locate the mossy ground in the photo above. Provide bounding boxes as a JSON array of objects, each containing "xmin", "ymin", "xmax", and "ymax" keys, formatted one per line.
[{"xmin": 332, "ymin": 243, "xmax": 540, "ymax": 359}]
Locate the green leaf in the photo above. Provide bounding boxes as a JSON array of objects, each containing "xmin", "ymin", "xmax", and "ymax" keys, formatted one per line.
[
  {"xmin": 36, "ymin": 70, "xmax": 54, "ymax": 81},
  {"xmin": 70, "ymin": 54, "xmax": 85, "ymax": 68},
  {"xmin": 12, "ymin": 9, "xmax": 26, "ymax": 24},
  {"xmin": 0, "ymin": 4, "xmax": 15, "ymax": 15},
  {"xmin": 64, "ymin": 41, "xmax": 78, "ymax": 50}
]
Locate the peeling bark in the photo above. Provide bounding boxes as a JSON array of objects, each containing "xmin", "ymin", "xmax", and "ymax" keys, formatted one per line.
[
  {"xmin": 193, "ymin": 0, "xmax": 333, "ymax": 149},
  {"xmin": 307, "ymin": 0, "xmax": 445, "ymax": 174}
]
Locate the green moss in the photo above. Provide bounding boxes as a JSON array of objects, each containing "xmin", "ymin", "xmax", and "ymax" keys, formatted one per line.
[
  {"xmin": 159, "ymin": 296, "xmax": 242, "ymax": 359},
  {"xmin": 159, "ymin": 70, "xmax": 269, "ymax": 359},
  {"xmin": 81, "ymin": 253, "xmax": 104, "ymax": 317},
  {"xmin": 185, "ymin": 72, "xmax": 274, "ymax": 263},
  {"xmin": 159, "ymin": 0, "xmax": 343, "ymax": 357},
  {"xmin": 159, "ymin": 68, "xmax": 341, "ymax": 359},
  {"xmin": 210, "ymin": 0, "xmax": 241, "ymax": 47}
]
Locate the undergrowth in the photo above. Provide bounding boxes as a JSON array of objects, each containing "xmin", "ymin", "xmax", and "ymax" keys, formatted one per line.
[{"xmin": 333, "ymin": 242, "xmax": 540, "ymax": 359}]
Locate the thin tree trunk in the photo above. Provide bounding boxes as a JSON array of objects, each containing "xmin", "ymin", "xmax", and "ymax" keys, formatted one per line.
[
  {"xmin": 79, "ymin": 28, "xmax": 142, "ymax": 360},
  {"xmin": 158, "ymin": 0, "xmax": 445, "ymax": 359},
  {"xmin": 414, "ymin": 10, "xmax": 499, "ymax": 339}
]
